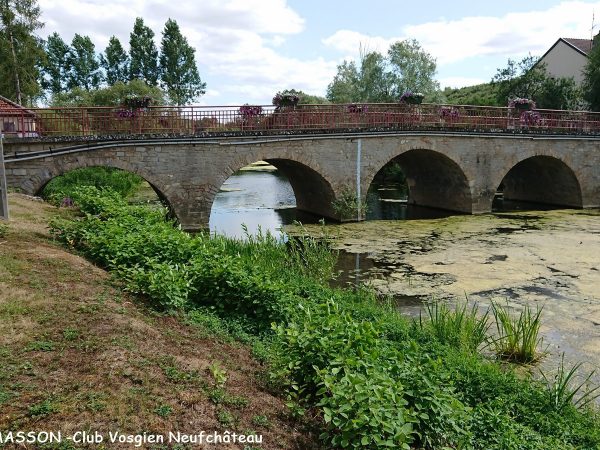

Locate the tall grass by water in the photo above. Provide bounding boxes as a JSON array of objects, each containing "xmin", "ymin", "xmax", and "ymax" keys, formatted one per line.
[
  {"xmin": 45, "ymin": 172, "xmax": 600, "ymax": 450},
  {"xmin": 491, "ymin": 301, "xmax": 544, "ymax": 363}
]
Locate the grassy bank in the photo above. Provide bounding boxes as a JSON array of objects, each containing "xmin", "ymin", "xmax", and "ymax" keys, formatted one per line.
[
  {"xmin": 0, "ymin": 194, "xmax": 320, "ymax": 450},
  {"xmin": 40, "ymin": 171, "xmax": 600, "ymax": 449}
]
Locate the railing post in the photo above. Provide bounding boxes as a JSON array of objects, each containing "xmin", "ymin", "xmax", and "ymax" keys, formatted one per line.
[{"xmin": 0, "ymin": 133, "xmax": 9, "ymax": 220}]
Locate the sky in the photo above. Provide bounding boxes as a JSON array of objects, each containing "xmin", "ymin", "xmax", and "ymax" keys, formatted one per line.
[{"xmin": 37, "ymin": 0, "xmax": 600, "ymax": 105}]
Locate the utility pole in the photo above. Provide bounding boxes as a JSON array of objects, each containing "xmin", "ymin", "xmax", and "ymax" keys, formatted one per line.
[{"xmin": 0, "ymin": 133, "xmax": 9, "ymax": 220}]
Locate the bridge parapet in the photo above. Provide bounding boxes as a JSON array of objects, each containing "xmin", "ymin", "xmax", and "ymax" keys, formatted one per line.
[{"xmin": 2, "ymin": 103, "xmax": 600, "ymax": 139}]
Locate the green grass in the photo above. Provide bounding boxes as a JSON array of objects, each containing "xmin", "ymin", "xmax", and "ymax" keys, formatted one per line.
[
  {"xmin": 491, "ymin": 301, "xmax": 544, "ymax": 363},
  {"xmin": 542, "ymin": 354, "xmax": 600, "ymax": 411},
  {"xmin": 421, "ymin": 300, "xmax": 490, "ymax": 351}
]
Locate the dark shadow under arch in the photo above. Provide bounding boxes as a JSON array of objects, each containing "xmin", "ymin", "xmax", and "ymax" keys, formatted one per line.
[
  {"xmin": 368, "ymin": 149, "xmax": 473, "ymax": 214},
  {"xmin": 499, "ymin": 156, "xmax": 583, "ymax": 208},
  {"xmin": 262, "ymin": 158, "xmax": 337, "ymax": 219}
]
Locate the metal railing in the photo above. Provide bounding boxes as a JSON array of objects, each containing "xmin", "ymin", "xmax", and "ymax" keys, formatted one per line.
[{"xmin": 2, "ymin": 103, "xmax": 600, "ymax": 138}]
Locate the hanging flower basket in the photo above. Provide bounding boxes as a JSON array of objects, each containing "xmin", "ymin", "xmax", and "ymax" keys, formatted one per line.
[
  {"xmin": 400, "ymin": 91, "xmax": 424, "ymax": 105},
  {"xmin": 272, "ymin": 92, "xmax": 299, "ymax": 109},
  {"xmin": 122, "ymin": 95, "xmax": 152, "ymax": 109},
  {"xmin": 509, "ymin": 97, "xmax": 536, "ymax": 111}
]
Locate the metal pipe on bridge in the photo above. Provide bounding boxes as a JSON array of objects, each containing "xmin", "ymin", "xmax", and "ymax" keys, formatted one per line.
[{"xmin": 0, "ymin": 133, "xmax": 9, "ymax": 220}]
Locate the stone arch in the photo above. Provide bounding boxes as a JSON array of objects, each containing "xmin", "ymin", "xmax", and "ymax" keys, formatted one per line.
[
  {"xmin": 365, "ymin": 148, "xmax": 474, "ymax": 213},
  {"xmin": 497, "ymin": 155, "xmax": 583, "ymax": 208},
  {"xmin": 206, "ymin": 151, "xmax": 338, "ymax": 221},
  {"xmin": 25, "ymin": 155, "xmax": 176, "ymax": 214}
]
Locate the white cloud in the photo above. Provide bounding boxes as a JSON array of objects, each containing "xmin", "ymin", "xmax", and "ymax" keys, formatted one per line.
[
  {"xmin": 322, "ymin": 30, "xmax": 402, "ymax": 56},
  {"xmin": 323, "ymin": 1, "xmax": 600, "ymax": 66}
]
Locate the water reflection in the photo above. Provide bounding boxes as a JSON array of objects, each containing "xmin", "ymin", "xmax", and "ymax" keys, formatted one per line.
[{"xmin": 209, "ymin": 167, "xmax": 297, "ymax": 238}]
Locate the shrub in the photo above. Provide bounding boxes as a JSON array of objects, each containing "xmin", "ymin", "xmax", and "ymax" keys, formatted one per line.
[
  {"xmin": 331, "ymin": 189, "xmax": 368, "ymax": 220},
  {"xmin": 42, "ymin": 167, "xmax": 143, "ymax": 203}
]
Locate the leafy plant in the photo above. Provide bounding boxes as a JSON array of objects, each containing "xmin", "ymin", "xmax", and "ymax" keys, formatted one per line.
[
  {"xmin": 208, "ymin": 361, "xmax": 228, "ymax": 388},
  {"xmin": 490, "ymin": 302, "xmax": 544, "ymax": 363},
  {"xmin": 331, "ymin": 188, "xmax": 368, "ymax": 220},
  {"xmin": 0, "ymin": 222, "xmax": 8, "ymax": 238},
  {"xmin": 154, "ymin": 404, "xmax": 173, "ymax": 417}
]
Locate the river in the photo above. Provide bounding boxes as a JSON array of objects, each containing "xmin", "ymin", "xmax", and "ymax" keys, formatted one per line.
[{"xmin": 209, "ymin": 163, "xmax": 600, "ymax": 383}]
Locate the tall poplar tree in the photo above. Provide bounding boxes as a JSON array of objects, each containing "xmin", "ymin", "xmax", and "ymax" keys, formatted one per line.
[
  {"xmin": 0, "ymin": 0, "xmax": 44, "ymax": 104},
  {"xmin": 42, "ymin": 32, "xmax": 70, "ymax": 95},
  {"xmin": 129, "ymin": 17, "xmax": 159, "ymax": 86},
  {"xmin": 66, "ymin": 34, "xmax": 101, "ymax": 90},
  {"xmin": 100, "ymin": 36, "xmax": 129, "ymax": 85},
  {"xmin": 159, "ymin": 18, "xmax": 205, "ymax": 105}
]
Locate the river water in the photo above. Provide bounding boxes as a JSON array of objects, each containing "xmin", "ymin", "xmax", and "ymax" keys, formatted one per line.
[{"xmin": 210, "ymin": 164, "xmax": 600, "ymax": 382}]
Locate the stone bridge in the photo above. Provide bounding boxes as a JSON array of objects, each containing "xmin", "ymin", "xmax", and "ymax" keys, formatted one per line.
[{"xmin": 3, "ymin": 132, "xmax": 600, "ymax": 231}]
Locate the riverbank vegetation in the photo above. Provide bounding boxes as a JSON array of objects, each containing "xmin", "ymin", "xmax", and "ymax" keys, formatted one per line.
[{"xmin": 41, "ymin": 170, "xmax": 600, "ymax": 449}]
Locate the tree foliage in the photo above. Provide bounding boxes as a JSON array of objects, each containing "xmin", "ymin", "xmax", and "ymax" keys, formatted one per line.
[
  {"xmin": 442, "ymin": 83, "xmax": 501, "ymax": 106},
  {"xmin": 159, "ymin": 18, "xmax": 205, "ymax": 105},
  {"xmin": 0, "ymin": 0, "xmax": 45, "ymax": 104},
  {"xmin": 278, "ymin": 88, "xmax": 329, "ymax": 104},
  {"xmin": 583, "ymin": 34, "xmax": 600, "ymax": 111},
  {"xmin": 327, "ymin": 39, "xmax": 439, "ymax": 103},
  {"xmin": 387, "ymin": 39, "xmax": 440, "ymax": 98},
  {"xmin": 41, "ymin": 32, "xmax": 70, "ymax": 95},
  {"xmin": 129, "ymin": 17, "xmax": 159, "ymax": 86},
  {"xmin": 100, "ymin": 36, "xmax": 129, "ymax": 85},
  {"xmin": 492, "ymin": 56, "xmax": 581, "ymax": 109},
  {"xmin": 66, "ymin": 34, "xmax": 101, "ymax": 91},
  {"xmin": 51, "ymin": 78, "xmax": 165, "ymax": 107}
]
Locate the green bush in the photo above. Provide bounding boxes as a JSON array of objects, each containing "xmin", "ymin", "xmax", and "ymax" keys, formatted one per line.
[{"xmin": 42, "ymin": 167, "xmax": 143, "ymax": 204}]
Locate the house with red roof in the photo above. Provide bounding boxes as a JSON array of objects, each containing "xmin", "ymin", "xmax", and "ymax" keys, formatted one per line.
[
  {"xmin": 0, "ymin": 95, "xmax": 38, "ymax": 137},
  {"xmin": 537, "ymin": 37, "xmax": 594, "ymax": 85}
]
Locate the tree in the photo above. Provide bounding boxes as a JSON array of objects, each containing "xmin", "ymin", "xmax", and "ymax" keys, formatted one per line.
[
  {"xmin": 327, "ymin": 51, "xmax": 395, "ymax": 103},
  {"xmin": 326, "ymin": 39, "xmax": 439, "ymax": 103},
  {"xmin": 277, "ymin": 88, "xmax": 329, "ymax": 104},
  {"xmin": 0, "ymin": 0, "xmax": 45, "ymax": 104},
  {"xmin": 66, "ymin": 34, "xmax": 101, "ymax": 91},
  {"xmin": 326, "ymin": 60, "xmax": 361, "ymax": 103},
  {"xmin": 129, "ymin": 17, "xmax": 159, "ymax": 86},
  {"xmin": 583, "ymin": 34, "xmax": 600, "ymax": 111},
  {"xmin": 41, "ymin": 32, "xmax": 70, "ymax": 95},
  {"xmin": 100, "ymin": 36, "xmax": 129, "ymax": 85},
  {"xmin": 493, "ymin": 55, "xmax": 582, "ymax": 109},
  {"xmin": 159, "ymin": 18, "xmax": 205, "ymax": 105},
  {"xmin": 51, "ymin": 79, "xmax": 165, "ymax": 107},
  {"xmin": 387, "ymin": 39, "xmax": 439, "ymax": 98}
]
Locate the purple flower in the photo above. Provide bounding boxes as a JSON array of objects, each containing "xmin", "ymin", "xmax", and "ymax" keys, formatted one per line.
[
  {"xmin": 520, "ymin": 110, "xmax": 542, "ymax": 126},
  {"xmin": 440, "ymin": 106, "xmax": 460, "ymax": 119},
  {"xmin": 508, "ymin": 98, "xmax": 536, "ymax": 109},
  {"xmin": 239, "ymin": 104, "xmax": 263, "ymax": 117}
]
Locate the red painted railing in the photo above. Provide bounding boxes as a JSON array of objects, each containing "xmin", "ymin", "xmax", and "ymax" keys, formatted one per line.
[{"xmin": 2, "ymin": 103, "xmax": 600, "ymax": 138}]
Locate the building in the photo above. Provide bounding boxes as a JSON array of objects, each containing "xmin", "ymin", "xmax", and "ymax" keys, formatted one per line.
[
  {"xmin": 537, "ymin": 38, "xmax": 593, "ymax": 85},
  {"xmin": 0, "ymin": 95, "xmax": 38, "ymax": 137}
]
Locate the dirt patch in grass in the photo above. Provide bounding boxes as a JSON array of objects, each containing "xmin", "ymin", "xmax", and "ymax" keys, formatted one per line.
[{"xmin": 0, "ymin": 194, "xmax": 321, "ymax": 449}]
